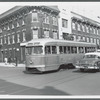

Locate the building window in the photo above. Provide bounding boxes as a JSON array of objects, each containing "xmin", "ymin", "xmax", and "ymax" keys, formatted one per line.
[
  {"xmin": 77, "ymin": 23, "xmax": 81, "ymax": 31},
  {"xmin": 62, "ymin": 19, "xmax": 68, "ymax": 28},
  {"xmin": 53, "ymin": 31, "xmax": 57, "ymax": 39},
  {"xmin": 22, "ymin": 19, "xmax": 25, "ymax": 25},
  {"xmin": 17, "ymin": 22, "xmax": 20, "ymax": 27},
  {"xmin": 12, "ymin": 35, "xmax": 15, "ymax": 44},
  {"xmin": 87, "ymin": 37, "xmax": 89, "ymax": 42},
  {"xmin": 90, "ymin": 27, "xmax": 92, "ymax": 33},
  {"xmin": 12, "ymin": 23, "xmax": 14, "ymax": 29},
  {"xmin": 22, "ymin": 31, "xmax": 26, "ymax": 42},
  {"xmin": 72, "ymin": 22, "xmax": 76, "ymax": 30},
  {"xmin": 0, "ymin": 38, "xmax": 2, "ymax": 45},
  {"xmin": 73, "ymin": 35, "xmax": 76, "ymax": 41},
  {"xmin": 32, "ymin": 12, "xmax": 38, "ymax": 22},
  {"xmin": 94, "ymin": 28, "xmax": 96, "ymax": 34},
  {"xmin": 95, "ymin": 28, "xmax": 97, "ymax": 34},
  {"xmin": 44, "ymin": 30, "xmax": 49, "ymax": 38},
  {"xmin": 90, "ymin": 38, "xmax": 93, "ymax": 43},
  {"xmin": 94, "ymin": 38, "xmax": 96, "ymax": 44},
  {"xmin": 97, "ymin": 39, "xmax": 99, "ymax": 45},
  {"xmin": 4, "ymin": 36, "xmax": 6, "ymax": 44},
  {"xmin": 17, "ymin": 34, "xmax": 20, "ymax": 43},
  {"xmin": 0, "ymin": 28, "xmax": 2, "ymax": 33},
  {"xmin": 78, "ymin": 36, "xmax": 81, "ymax": 41},
  {"xmin": 8, "ymin": 36, "xmax": 10, "ymax": 45},
  {"xmin": 52, "ymin": 16, "xmax": 57, "ymax": 26},
  {"xmin": 7, "ymin": 25, "xmax": 10, "ymax": 30},
  {"xmin": 44, "ymin": 14, "xmax": 49, "ymax": 24},
  {"xmin": 3, "ymin": 26, "xmax": 6, "ymax": 30},
  {"xmin": 82, "ymin": 24, "xmax": 85, "ymax": 32},
  {"xmin": 86, "ymin": 25, "xmax": 89, "ymax": 33},
  {"xmin": 83, "ymin": 36, "xmax": 85, "ymax": 41},
  {"xmin": 97, "ymin": 29, "xmax": 99, "ymax": 35},
  {"xmin": 32, "ymin": 29, "xmax": 38, "ymax": 39}
]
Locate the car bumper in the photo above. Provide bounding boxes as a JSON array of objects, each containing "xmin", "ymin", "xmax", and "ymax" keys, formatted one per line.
[{"xmin": 75, "ymin": 65, "xmax": 99, "ymax": 69}]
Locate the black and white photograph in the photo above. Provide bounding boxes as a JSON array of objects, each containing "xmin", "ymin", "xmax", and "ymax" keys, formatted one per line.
[{"xmin": 0, "ymin": 1, "xmax": 100, "ymax": 98}]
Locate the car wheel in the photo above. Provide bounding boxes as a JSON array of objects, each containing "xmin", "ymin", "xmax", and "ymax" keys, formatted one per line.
[{"xmin": 80, "ymin": 68, "xmax": 84, "ymax": 72}]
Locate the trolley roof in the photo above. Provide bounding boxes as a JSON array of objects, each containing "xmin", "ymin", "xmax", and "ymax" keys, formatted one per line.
[{"xmin": 25, "ymin": 38, "xmax": 96, "ymax": 47}]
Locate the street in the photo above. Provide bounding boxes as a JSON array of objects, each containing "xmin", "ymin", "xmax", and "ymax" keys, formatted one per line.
[{"xmin": 0, "ymin": 66, "xmax": 100, "ymax": 95}]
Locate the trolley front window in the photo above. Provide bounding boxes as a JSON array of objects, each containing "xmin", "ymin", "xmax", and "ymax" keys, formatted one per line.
[{"xmin": 26, "ymin": 46, "xmax": 43, "ymax": 55}]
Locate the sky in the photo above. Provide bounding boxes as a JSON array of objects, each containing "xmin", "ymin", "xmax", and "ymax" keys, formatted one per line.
[{"xmin": 0, "ymin": 2, "xmax": 100, "ymax": 22}]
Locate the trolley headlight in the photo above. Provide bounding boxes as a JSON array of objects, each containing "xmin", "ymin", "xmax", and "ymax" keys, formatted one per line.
[{"xmin": 29, "ymin": 60, "xmax": 34, "ymax": 64}]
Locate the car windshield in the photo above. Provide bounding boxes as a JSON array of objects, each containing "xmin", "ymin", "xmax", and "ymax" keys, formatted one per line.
[
  {"xmin": 84, "ymin": 54, "xmax": 97, "ymax": 59},
  {"xmin": 26, "ymin": 46, "xmax": 43, "ymax": 55}
]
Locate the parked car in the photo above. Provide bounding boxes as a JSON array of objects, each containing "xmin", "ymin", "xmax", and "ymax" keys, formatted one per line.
[{"xmin": 75, "ymin": 52, "xmax": 100, "ymax": 72}]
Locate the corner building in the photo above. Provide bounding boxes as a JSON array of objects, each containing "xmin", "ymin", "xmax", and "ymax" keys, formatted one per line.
[{"xmin": 0, "ymin": 6, "xmax": 59, "ymax": 63}]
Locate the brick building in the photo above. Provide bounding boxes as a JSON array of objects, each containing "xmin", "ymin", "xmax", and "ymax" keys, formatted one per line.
[
  {"xmin": 58, "ymin": 8, "xmax": 100, "ymax": 48},
  {"xmin": 0, "ymin": 6, "xmax": 59, "ymax": 63},
  {"xmin": 71, "ymin": 11, "xmax": 100, "ymax": 46}
]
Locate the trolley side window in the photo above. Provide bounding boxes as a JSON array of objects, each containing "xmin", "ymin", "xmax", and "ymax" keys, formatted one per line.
[
  {"xmin": 71, "ymin": 46, "xmax": 77, "ymax": 53},
  {"xmin": 45, "ymin": 46, "xmax": 57, "ymax": 54},
  {"xmin": 64, "ymin": 46, "xmax": 68, "ymax": 54},
  {"xmin": 59, "ymin": 46, "xmax": 64, "ymax": 54},
  {"xmin": 52, "ymin": 46, "xmax": 57, "ymax": 54},
  {"xmin": 68, "ymin": 46, "xmax": 71, "ymax": 53},
  {"xmin": 78, "ymin": 47, "xmax": 84, "ymax": 53},
  {"xmin": 45, "ymin": 46, "xmax": 51, "ymax": 54}
]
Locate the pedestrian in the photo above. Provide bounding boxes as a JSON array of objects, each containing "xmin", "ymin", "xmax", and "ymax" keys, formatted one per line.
[
  {"xmin": 15, "ymin": 57, "xmax": 18, "ymax": 66},
  {"xmin": 4, "ymin": 57, "xmax": 8, "ymax": 65},
  {"xmin": 8, "ymin": 56, "xmax": 11, "ymax": 64},
  {"xmin": 14, "ymin": 57, "xmax": 17, "ymax": 66}
]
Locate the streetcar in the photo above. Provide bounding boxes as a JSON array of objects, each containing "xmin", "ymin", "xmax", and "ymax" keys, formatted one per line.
[{"xmin": 24, "ymin": 39, "xmax": 96, "ymax": 73}]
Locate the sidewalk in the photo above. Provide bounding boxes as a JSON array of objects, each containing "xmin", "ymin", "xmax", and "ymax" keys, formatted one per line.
[{"xmin": 0, "ymin": 62, "xmax": 25, "ymax": 67}]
